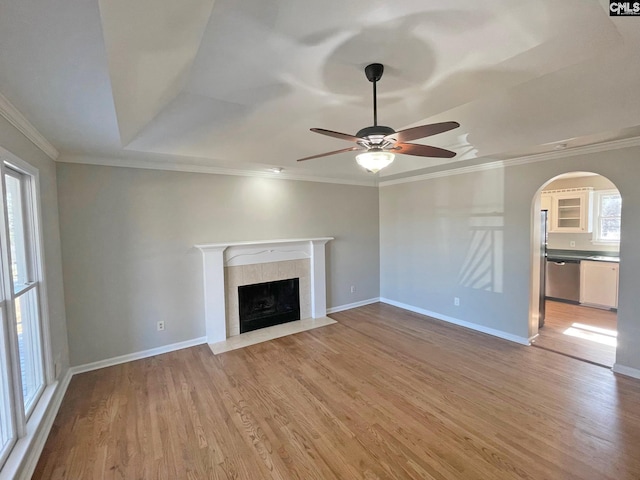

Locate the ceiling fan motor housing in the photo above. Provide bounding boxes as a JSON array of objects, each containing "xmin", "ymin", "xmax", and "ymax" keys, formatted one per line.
[
  {"xmin": 356, "ymin": 125, "xmax": 395, "ymax": 138},
  {"xmin": 356, "ymin": 125, "xmax": 397, "ymax": 148}
]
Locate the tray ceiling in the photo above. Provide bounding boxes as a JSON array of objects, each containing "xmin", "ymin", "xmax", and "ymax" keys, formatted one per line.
[{"xmin": 0, "ymin": 0, "xmax": 639, "ymax": 183}]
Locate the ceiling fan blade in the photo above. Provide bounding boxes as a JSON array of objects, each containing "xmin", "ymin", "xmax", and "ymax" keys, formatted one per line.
[
  {"xmin": 386, "ymin": 121, "xmax": 460, "ymax": 143},
  {"xmin": 310, "ymin": 128, "xmax": 362, "ymax": 142},
  {"xmin": 297, "ymin": 146, "xmax": 363, "ymax": 162},
  {"xmin": 394, "ymin": 143, "xmax": 456, "ymax": 158}
]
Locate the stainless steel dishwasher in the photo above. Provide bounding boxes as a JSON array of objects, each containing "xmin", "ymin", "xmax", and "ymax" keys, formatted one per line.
[{"xmin": 545, "ymin": 259, "xmax": 580, "ymax": 303}]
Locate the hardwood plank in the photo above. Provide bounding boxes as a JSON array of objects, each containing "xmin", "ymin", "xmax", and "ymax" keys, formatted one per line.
[
  {"xmin": 533, "ymin": 300, "xmax": 617, "ymax": 367},
  {"xmin": 33, "ymin": 303, "xmax": 640, "ymax": 479}
]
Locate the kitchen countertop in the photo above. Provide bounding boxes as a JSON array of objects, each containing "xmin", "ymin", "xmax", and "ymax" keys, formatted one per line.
[{"xmin": 546, "ymin": 249, "xmax": 619, "ymax": 263}]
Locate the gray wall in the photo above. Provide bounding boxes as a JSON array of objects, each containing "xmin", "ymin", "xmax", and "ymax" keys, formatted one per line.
[
  {"xmin": 57, "ymin": 163, "xmax": 380, "ymax": 366},
  {"xmin": 0, "ymin": 117, "xmax": 69, "ymax": 378},
  {"xmin": 380, "ymin": 145, "xmax": 640, "ymax": 372},
  {"xmin": 544, "ymin": 174, "xmax": 619, "ymax": 252}
]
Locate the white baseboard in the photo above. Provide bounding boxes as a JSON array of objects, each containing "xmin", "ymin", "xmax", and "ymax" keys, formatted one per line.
[
  {"xmin": 379, "ymin": 298, "xmax": 531, "ymax": 346},
  {"xmin": 70, "ymin": 336, "xmax": 207, "ymax": 375},
  {"xmin": 326, "ymin": 297, "xmax": 380, "ymax": 314},
  {"xmin": 612, "ymin": 363, "xmax": 640, "ymax": 380}
]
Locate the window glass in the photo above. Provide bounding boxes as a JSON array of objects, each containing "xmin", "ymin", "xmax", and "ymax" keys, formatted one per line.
[
  {"xmin": 4, "ymin": 174, "xmax": 28, "ymax": 288},
  {"xmin": 15, "ymin": 288, "xmax": 42, "ymax": 412},
  {"xmin": 596, "ymin": 192, "xmax": 621, "ymax": 243}
]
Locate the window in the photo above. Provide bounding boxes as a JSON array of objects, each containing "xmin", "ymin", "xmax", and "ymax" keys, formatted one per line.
[
  {"xmin": 0, "ymin": 158, "xmax": 50, "ymax": 470},
  {"xmin": 593, "ymin": 189, "xmax": 622, "ymax": 244},
  {"xmin": 5, "ymin": 169, "xmax": 45, "ymax": 414}
]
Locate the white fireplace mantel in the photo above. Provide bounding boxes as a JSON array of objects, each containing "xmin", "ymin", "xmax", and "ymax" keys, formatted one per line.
[{"xmin": 195, "ymin": 238, "xmax": 333, "ymax": 344}]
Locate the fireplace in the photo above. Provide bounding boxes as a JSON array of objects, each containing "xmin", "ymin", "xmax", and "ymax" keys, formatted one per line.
[
  {"xmin": 238, "ymin": 278, "xmax": 300, "ymax": 333},
  {"xmin": 195, "ymin": 237, "xmax": 332, "ymax": 344}
]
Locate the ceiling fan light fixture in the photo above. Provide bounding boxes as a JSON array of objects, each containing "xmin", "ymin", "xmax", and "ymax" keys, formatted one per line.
[{"xmin": 356, "ymin": 150, "xmax": 395, "ymax": 173}]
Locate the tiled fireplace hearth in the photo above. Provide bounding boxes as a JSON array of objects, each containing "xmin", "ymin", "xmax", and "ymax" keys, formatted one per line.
[{"xmin": 195, "ymin": 238, "xmax": 333, "ymax": 346}]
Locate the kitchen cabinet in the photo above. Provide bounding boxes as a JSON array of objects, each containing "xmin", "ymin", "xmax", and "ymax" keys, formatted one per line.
[
  {"xmin": 543, "ymin": 188, "xmax": 593, "ymax": 233},
  {"xmin": 580, "ymin": 260, "xmax": 618, "ymax": 309}
]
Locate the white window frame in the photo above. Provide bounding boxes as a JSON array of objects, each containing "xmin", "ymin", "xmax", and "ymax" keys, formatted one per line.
[
  {"xmin": 0, "ymin": 151, "xmax": 53, "ymax": 472},
  {"xmin": 592, "ymin": 189, "xmax": 622, "ymax": 246},
  {"xmin": 0, "ymin": 304, "xmax": 17, "ymax": 474}
]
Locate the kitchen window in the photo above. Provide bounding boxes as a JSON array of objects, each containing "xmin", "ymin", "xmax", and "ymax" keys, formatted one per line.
[{"xmin": 593, "ymin": 189, "xmax": 621, "ymax": 244}]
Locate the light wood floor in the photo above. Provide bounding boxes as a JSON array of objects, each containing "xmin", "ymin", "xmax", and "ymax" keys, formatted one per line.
[
  {"xmin": 34, "ymin": 303, "xmax": 640, "ymax": 479},
  {"xmin": 533, "ymin": 300, "xmax": 617, "ymax": 368}
]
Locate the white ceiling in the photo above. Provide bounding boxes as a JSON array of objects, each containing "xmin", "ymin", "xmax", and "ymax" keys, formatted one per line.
[{"xmin": 1, "ymin": 0, "xmax": 639, "ymax": 183}]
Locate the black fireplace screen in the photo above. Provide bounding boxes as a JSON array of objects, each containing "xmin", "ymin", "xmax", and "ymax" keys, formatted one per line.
[{"xmin": 238, "ymin": 278, "xmax": 300, "ymax": 333}]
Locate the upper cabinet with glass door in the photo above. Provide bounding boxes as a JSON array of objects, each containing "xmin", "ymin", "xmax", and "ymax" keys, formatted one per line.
[{"xmin": 546, "ymin": 188, "xmax": 593, "ymax": 233}]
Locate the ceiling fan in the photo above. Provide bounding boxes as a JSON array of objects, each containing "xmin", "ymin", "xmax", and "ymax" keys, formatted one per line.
[{"xmin": 297, "ymin": 63, "xmax": 460, "ymax": 173}]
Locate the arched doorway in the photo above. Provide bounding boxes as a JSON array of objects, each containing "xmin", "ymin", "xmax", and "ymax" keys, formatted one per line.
[{"xmin": 530, "ymin": 172, "xmax": 621, "ymax": 368}]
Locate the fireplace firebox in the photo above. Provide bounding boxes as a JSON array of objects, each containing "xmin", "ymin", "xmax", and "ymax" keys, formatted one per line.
[{"xmin": 238, "ymin": 278, "xmax": 300, "ymax": 333}]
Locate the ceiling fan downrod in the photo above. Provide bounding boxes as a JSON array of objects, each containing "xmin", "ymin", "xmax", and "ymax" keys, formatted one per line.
[
  {"xmin": 373, "ymin": 76, "xmax": 377, "ymax": 126},
  {"xmin": 364, "ymin": 63, "xmax": 384, "ymax": 127}
]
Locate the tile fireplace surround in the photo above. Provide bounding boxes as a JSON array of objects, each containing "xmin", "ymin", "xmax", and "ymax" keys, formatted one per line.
[{"xmin": 195, "ymin": 238, "xmax": 333, "ymax": 347}]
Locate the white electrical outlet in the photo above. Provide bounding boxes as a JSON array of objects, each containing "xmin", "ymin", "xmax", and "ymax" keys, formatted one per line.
[
  {"xmin": 570, "ymin": 241, "xmax": 576, "ymax": 247},
  {"xmin": 350, "ymin": 285, "xmax": 356, "ymax": 293},
  {"xmin": 454, "ymin": 297, "xmax": 460, "ymax": 306},
  {"xmin": 157, "ymin": 321, "xmax": 165, "ymax": 331}
]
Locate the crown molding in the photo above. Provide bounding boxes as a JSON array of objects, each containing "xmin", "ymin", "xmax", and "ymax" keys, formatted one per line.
[
  {"xmin": 378, "ymin": 136, "xmax": 640, "ymax": 187},
  {"xmin": 378, "ymin": 160, "xmax": 504, "ymax": 186},
  {"xmin": 504, "ymin": 135, "xmax": 640, "ymax": 166},
  {"xmin": 53, "ymin": 135, "xmax": 640, "ymax": 188},
  {"xmin": 57, "ymin": 154, "xmax": 378, "ymax": 187},
  {"xmin": 0, "ymin": 92, "xmax": 59, "ymax": 160}
]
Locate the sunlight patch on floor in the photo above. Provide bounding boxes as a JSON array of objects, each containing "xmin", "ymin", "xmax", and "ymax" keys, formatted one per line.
[{"xmin": 563, "ymin": 322, "xmax": 617, "ymax": 347}]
